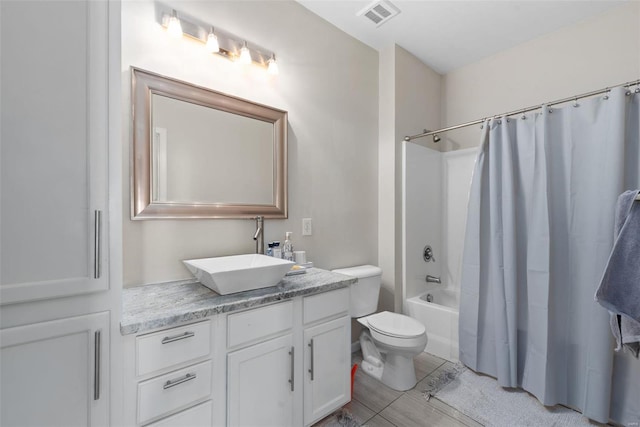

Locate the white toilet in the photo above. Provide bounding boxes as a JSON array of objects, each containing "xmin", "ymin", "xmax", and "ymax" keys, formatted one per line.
[{"xmin": 332, "ymin": 265, "xmax": 427, "ymax": 391}]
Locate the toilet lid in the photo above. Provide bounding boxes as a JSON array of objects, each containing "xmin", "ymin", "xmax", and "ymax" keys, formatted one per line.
[{"xmin": 367, "ymin": 311, "xmax": 425, "ymax": 338}]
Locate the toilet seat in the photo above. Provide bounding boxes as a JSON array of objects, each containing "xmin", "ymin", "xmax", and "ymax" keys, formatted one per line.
[{"xmin": 366, "ymin": 311, "xmax": 426, "ymax": 339}]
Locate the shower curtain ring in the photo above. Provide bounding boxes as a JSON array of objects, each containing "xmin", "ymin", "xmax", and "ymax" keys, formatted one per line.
[
  {"xmin": 521, "ymin": 110, "xmax": 526, "ymax": 120},
  {"xmin": 573, "ymin": 98, "xmax": 579, "ymax": 107},
  {"xmin": 603, "ymin": 88, "xmax": 610, "ymax": 100}
]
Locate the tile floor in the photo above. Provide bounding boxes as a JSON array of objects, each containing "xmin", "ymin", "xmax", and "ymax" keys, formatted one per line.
[{"xmin": 313, "ymin": 351, "xmax": 482, "ymax": 427}]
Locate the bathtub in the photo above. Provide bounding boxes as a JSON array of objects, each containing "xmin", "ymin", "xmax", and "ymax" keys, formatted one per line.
[{"xmin": 406, "ymin": 289, "xmax": 459, "ymax": 362}]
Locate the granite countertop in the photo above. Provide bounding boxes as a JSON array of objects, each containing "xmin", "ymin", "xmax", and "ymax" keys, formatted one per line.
[{"xmin": 120, "ymin": 268, "xmax": 356, "ymax": 335}]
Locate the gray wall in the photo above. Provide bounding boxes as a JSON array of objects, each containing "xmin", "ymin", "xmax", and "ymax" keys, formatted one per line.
[{"xmin": 122, "ymin": 1, "xmax": 379, "ymax": 286}]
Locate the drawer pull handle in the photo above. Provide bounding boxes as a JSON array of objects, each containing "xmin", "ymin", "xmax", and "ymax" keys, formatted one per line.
[
  {"xmin": 161, "ymin": 331, "xmax": 195, "ymax": 344},
  {"xmin": 308, "ymin": 339, "xmax": 315, "ymax": 381},
  {"xmin": 163, "ymin": 373, "xmax": 196, "ymax": 390},
  {"xmin": 94, "ymin": 330, "xmax": 101, "ymax": 400},
  {"xmin": 288, "ymin": 347, "xmax": 294, "ymax": 392},
  {"xmin": 94, "ymin": 210, "xmax": 102, "ymax": 279}
]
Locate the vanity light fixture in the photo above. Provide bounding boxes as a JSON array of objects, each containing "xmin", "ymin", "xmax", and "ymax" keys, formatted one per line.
[
  {"xmin": 166, "ymin": 9, "xmax": 183, "ymax": 39},
  {"xmin": 239, "ymin": 41, "xmax": 252, "ymax": 65},
  {"xmin": 157, "ymin": 5, "xmax": 279, "ymax": 74},
  {"xmin": 206, "ymin": 27, "xmax": 220, "ymax": 53},
  {"xmin": 267, "ymin": 54, "xmax": 279, "ymax": 75}
]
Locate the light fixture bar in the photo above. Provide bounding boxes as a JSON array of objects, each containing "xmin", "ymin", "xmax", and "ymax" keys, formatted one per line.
[{"xmin": 155, "ymin": 3, "xmax": 276, "ymax": 69}]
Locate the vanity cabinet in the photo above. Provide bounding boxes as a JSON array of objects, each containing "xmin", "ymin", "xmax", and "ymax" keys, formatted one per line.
[
  {"xmin": 302, "ymin": 289, "xmax": 351, "ymax": 426},
  {"xmin": 303, "ymin": 317, "xmax": 351, "ymax": 425},
  {"xmin": 227, "ymin": 334, "xmax": 296, "ymax": 426},
  {"xmin": 226, "ymin": 289, "xmax": 350, "ymax": 427},
  {"xmin": 125, "ymin": 320, "xmax": 213, "ymax": 426},
  {"xmin": 146, "ymin": 401, "xmax": 213, "ymax": 427},
  {"xmin": 123, "ymin": 286, "xmax": 351, "ymax": 427},
  {"xmin": 0, "ymin": 312, "xmax": 110, "ymax": 426},
  {"xmin": 226, "ymin": 300, "xmax": 297, "ymax": 426}
]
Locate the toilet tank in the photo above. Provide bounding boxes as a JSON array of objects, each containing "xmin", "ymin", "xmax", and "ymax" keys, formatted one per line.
[{"xmin": 332, "ymin": 265, "xmax": 382, "ymax": 318}]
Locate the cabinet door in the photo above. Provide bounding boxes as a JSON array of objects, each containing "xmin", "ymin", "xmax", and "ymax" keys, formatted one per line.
[
  {"xmin": 0, "ymin": 0, "xmax": 109, "ymax": 304},
  {"xmin": 227, "ymin": 334, "xmax": 295, "ymax": 427},
  {"xmin": 0, "ymin": 312, "xmax": 110, "ymax": 426},
  {"xmin": 304, "ymin": 316, "xmax": 351, "ymax": 426}
]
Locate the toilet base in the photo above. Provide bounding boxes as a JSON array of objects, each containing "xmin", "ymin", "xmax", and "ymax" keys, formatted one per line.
[
  {"xmin": 359, "ymin": 331, "xmax": 422, "ymax": 391},
  {"xmin": 380, "ymin": 353, "xmax": 418, "ymax": 391}
]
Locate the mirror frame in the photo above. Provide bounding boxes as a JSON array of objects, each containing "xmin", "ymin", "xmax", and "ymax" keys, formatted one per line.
[{"xmin": 131, "ymin": 67, "xmax": 287, "ymax": 219}]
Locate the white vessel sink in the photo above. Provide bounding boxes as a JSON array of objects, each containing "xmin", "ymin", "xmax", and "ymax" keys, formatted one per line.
[{"xmin": 183, "ymin": 254, "xmax": 295, "ymax": 295}]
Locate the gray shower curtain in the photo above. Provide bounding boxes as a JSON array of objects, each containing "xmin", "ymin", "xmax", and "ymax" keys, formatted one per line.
[{"xmin": 459, "ymin": 86, "xmax": 640, "ymax": 423}]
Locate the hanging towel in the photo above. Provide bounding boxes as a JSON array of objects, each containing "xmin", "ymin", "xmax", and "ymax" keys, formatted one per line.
[{"xmin": 595, "ymin": 189, "xmax": 640, "ymax": 357}]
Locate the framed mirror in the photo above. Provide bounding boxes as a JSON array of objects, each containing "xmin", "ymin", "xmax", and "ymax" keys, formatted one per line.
[{"xmin": 131, "ymin": 68, "xmax": 287, "ymax": 219}]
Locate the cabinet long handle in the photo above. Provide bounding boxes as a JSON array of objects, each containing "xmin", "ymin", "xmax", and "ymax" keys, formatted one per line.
[
  {"xmin": 288, "ymin": 347, "xmax": 294, "ymax": 392},
  {"xmin": 94, "ymin": 210, "xmax": 102, "ymax": 279},
  {"xmin": 163, "ymin": 373, "xmax": 196, "ymax": 390},
  {"xmin": 161, "ymin": 331, "xmax": 195, "ymax": 344},
  {"xmin": 308, "ymin": 339, "xmax": 315, "ymax": 381},
  {"xmin": 94, "ymin": 330, "xmax": 101, "ymax": 400}
]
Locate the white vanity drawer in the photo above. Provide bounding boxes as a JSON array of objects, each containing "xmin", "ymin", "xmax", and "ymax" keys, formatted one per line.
[
  {"xmin": 136, "ymin": 320, "xmax": 211, "ymax": 376},
  {"xmin": 146, "ymin": 400, "xmax": 212, "ymax": 427},
  {"xmin": 137, "ymin": 361, "xmax": 212, "ymax": 425},
  {"xmin": 303, "ymin": 288, "xmax": 349, "ymax": 325},
  {"xmin": 227, "ymin": 301, "xmax": 293, "ymax": 348}
]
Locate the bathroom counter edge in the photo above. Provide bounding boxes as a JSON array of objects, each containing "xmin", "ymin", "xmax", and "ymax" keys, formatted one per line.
[{"xmin": 120, "ymin": 268, "xmax": 356, "ymax": 335}]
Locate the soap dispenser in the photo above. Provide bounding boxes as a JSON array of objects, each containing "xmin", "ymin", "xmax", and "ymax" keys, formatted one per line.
[{"xmin": 283, "ymin": 232, "xmax": 294, "ymax": 261}]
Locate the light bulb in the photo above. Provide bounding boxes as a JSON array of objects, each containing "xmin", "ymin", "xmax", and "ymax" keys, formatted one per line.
[
  {"xmin": 206, "ymin": 28, "xmax": 219, "ymax": 53},
  {"xmin": 167, "ymin": 10, "xmax": 183, "ymax": 38},
  {"xmin": 239, "ymin": 41, "xmax": 252, "ymax": 65},
  {"xmin": 267, "ymin": 54, "xmax": 279, "ymax": 75}
]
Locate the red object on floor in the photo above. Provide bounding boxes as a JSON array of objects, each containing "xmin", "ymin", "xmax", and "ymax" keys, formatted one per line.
[{"xmin": 351, "ymin": 363, "xmax": 358, "ymax": 400}]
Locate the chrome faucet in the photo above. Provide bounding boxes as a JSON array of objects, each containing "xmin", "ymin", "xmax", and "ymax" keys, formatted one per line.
[
  {"xmin": 426, "ymin": 275, "xmax": 441, "ymax": 284},
  {"xmin": 253, "ymin": 216, "xmax": 264, "ymax": 254}
]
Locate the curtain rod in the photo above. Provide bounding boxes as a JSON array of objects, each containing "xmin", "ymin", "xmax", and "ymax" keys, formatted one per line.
[{"xmin": 404, "ymin": 78, "xmax": 640, "ymax": 142}]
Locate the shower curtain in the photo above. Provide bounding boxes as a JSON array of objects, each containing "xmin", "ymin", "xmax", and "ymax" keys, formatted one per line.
[{"xmin": 459, "ymin": 86, "xmax": 640, "ymax": 423}]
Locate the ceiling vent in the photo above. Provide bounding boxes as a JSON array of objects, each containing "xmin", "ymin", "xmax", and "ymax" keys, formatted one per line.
[{"xmin": 357, "ymin": 0, "xmax": 401, "ymax": 27}]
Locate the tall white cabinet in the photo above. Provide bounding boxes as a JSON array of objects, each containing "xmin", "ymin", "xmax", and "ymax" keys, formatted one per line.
[
  {"xmin": 0, "ymin": 1, "xmax": 121, "ymax": 426},
  {"xmin": 1, "ymin": 313, "xmax": 110, "ymax": 426}
]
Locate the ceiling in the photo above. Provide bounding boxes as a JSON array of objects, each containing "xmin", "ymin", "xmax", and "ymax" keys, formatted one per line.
[{"xmin": 296, "ymin": 0, "xmax": 626, "ymax": 74}]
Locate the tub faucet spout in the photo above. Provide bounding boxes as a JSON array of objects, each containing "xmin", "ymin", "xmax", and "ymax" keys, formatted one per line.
[{"xmin": 426, "ymin": 275, "xmax": 441, "ymax": 284}]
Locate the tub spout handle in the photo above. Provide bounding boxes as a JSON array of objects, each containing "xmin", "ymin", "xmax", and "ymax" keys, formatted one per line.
[{"xmin": 426, "ymin": 275, "xmax": 441, "ymax": 284}]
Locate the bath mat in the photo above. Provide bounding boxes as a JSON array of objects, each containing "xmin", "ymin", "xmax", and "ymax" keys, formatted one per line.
[
  {"xmin": 422, "ymin": 362, "xmax": 467, "ymax": 401},
  {"xmin": 321, "ymin": 408, "xmax": 362, "ymax": 427},
  {"xmin": 432, "ymin": 368, "xmax": 593, "ymax": 426}
]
